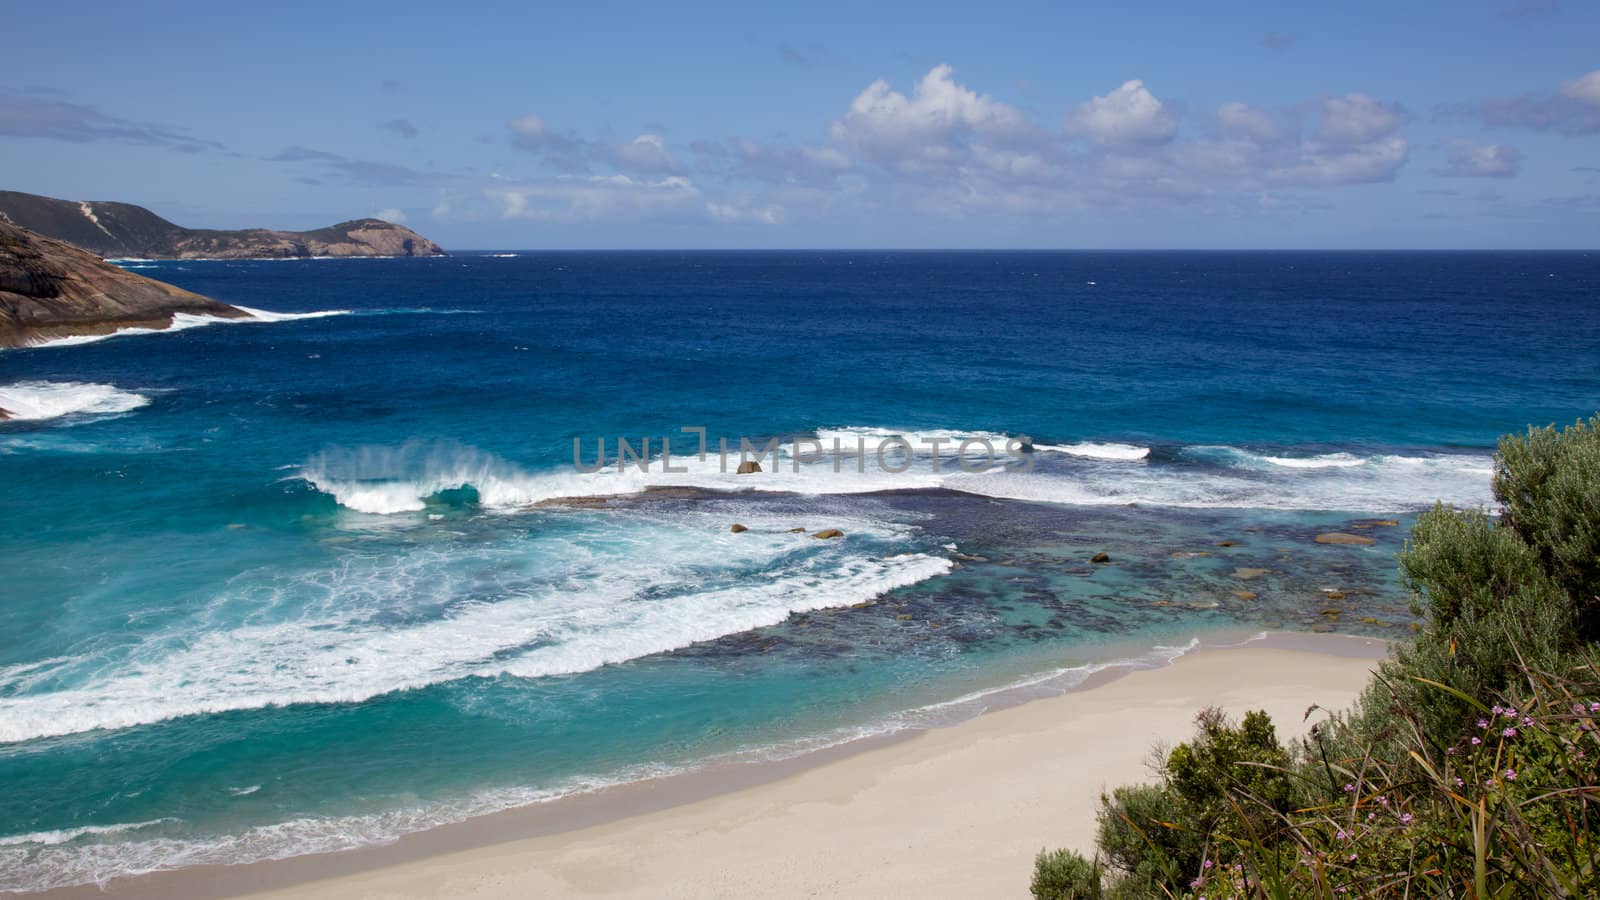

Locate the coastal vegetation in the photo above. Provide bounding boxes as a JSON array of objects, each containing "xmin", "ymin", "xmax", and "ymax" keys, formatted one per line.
[{"xmin": 1032, "ymin": 415, "xmax": 1600, "ymax": 898}]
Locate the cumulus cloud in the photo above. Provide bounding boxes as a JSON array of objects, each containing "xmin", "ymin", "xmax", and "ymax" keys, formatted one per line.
[
  {"xmin": 829, "ymin": 64, "xmax": 1036, "ymax": 171},
  {"xmin": 507, "ymin": 116, "xmax": 687, "ymax": 176},
  {"xmin": 1469, "ymin": 69, "xmax": 1600, "ymax": 135},
  {"xmin": 1313, "ymin": 94, "xmax": 1408, "ymax": 145},
  {"xmin": 1216, "ymin": 101, "xmax": 1281, "ymax": 142},
  {"xmin": 601, "ymin": 133, "xmax": 683, "ymax": 175},
  {"xmin": 1436, "ymin": 138, "xmax": 1521, "ymax": 178},
  {"xmin": 1066, "ymin": 80, "xmax": 1178, "ymax": 146},
  {"xmin": 373, "ymin": 207, "xmax": 408, "ymax": 223},
  {"xmin": 487, "ymin": 173, "xmax": 779, "ymax": 225}
]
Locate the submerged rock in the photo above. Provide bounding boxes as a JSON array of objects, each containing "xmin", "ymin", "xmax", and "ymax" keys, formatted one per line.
[
  {"xmin": 1090, "ymin": 551, "xmax": 1111, "ymax": 563},
  {"xmin": 812, "ymin": 528, "xmax": 844, "ymax": 539},
  {"xmin": 1315, "ymin": 532, "xmax": 1376, "ymax": 546},
  {"xmin": 730, "ymin": 523, "xmax": 749, "ymax": 533},
  {"xmin": 786, "ymin": 527, "xmax": 807, "ymax": 533},
  {"xmin": 1231, "ymin": 590, "xmax": 1258, "ymax": 601},
  {"xmin": 1217, "ymin": 540, "xmax": 1240, "ymax": 547},
  {"xmin": 1234, "ymin": 567, "xmax": 1270, "ymax": 580}
]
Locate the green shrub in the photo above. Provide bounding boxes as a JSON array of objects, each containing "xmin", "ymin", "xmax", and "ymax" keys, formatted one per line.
[
  {"xmin": 1030, "ymin": 848, "xmax": 1101, "ymax": 900},
  {"xmin": 1028, "ymin": 414, "xmax": 1600, "ymax": 898},
  {"xmin": 1495, "ymin": 415, "xmax": 1600, "ymax": 639}
]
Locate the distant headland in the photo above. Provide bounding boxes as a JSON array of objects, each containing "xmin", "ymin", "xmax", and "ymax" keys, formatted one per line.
[{"xmin": 0, "ymin": 190, "xmax": 446, "ymax": 260}]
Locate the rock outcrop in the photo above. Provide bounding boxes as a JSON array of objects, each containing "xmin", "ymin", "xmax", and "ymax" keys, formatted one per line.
[
  {"xmin": 0, "ymin": 220, "xmax": 247, "ymax": 347},
  {"xmin": 1315, "ymin": 532, "xmax": 1377, "ymax": 546},
  {"xmin": 0, "ymin": 190, "xmax": 446, "ymax": 260}
]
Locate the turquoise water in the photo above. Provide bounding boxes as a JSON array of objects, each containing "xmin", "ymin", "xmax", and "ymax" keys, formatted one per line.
[{"xmin": 1, "ymin": 251, "xmax": 1596, "ymax": 890}]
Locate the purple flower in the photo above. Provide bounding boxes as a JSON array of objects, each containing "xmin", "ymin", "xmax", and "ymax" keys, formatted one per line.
[
  {"xmin": 1505, "ymin": 707, "xmax": 1519, "ymax": 718},
  {"xmin": 1343, "ymin": 782, "xmax": 1355, "ymax": 793},
  {"xmin": 1454, "ymin": 776, "xmax": 1465, "ymax": 787},
  {"xmin": 1523, "ymin": 716, "xmax": 1534, "ymax": 726},
  {"xmin": 1190, "ymin": 877, "xmax": 1205, "ymax": 889},
  {"xmin": 1204, "ymin": 859, "xmax": 1213, "ymax": 869},
  {"xmin": 1400, "ymin": 813, "xmax": 1414, "ymax": 824},
  {"xmin": 1503, "ymin": 727, "xmax": 1518, "ymax": 738},
  {"xmin": 1447, "ymin": 746, "xmax": 1458, "ymax": 755},
  {"xmin": 1336, "ymin": 829, "xmax": 1348, "ymax": 840},
  {"xmin": 1367, "ymin": 812, "xmax": 1376, "ymax": 821},
  {"xmin": 1589, "ymin": 701, "xmax": 1600, "ymax": 713},
  {"xmin": 1492, "ymin": 705, "xmax": 1504, "ymax": 715},
  {"xmin": 1472, "ymin": 737, "xmax": 1482, "ymax": 745},
  {"xmin": 1478, "ymin": 718, "xmax": 1490, "ymax": 729},
  {"xmin": 1504, "ymin": 768, "xmax": 1517, "ymax": 781},
  {"xmin": 1377, "ymin": 795, "xmax": 1389, "ymax": 805}
]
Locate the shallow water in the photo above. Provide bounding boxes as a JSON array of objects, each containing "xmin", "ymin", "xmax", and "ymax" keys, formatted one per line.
[{"xmin": 1, "ymin": 250, "xmax": 1595, "ymax": 890}]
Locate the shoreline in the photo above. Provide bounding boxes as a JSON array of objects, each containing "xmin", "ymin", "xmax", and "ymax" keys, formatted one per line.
[{"xmin": 30, "ymin": 631, "xmax": 1388, "ymax": 899}]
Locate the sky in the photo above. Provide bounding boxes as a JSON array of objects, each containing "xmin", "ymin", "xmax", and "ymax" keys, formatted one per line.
[{"xmin": 1, "ymin": 0, "xmax": 1597, "ymax": 249}]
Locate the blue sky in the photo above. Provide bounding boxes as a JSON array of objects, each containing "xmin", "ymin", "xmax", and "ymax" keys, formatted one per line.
[{"xmin": 2, "ymin": 0, "xmax": 1597, "ymax": 248}]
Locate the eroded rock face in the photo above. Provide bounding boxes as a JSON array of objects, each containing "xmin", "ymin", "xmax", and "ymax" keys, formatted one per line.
[
  {"xmin": 0, "ymin": 191, "xmax": 446, "ymax": 260},
  {"xmin": 0, "ymin": 221, "xmax": 247, "ymax": 347}
]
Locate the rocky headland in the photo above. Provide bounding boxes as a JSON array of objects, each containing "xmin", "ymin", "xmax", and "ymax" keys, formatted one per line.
[
  {"xmin": 0, "ymin": 219, "xmax": 248, "ymax": 351},
  {"xmin": 0, "ymin": 190, "xmax": 445, "ymax": 260}
]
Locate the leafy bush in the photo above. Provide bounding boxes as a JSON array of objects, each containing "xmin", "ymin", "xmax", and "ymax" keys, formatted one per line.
[
  {"xmin": 1029, "ymin": 414, "xmax": 1600, "ymax": 898},
  {"xmin": 1031, "ymin": 848, "xmax": 1101, "ymax": 900}
]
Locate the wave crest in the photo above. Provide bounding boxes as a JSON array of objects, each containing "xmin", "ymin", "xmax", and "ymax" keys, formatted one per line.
[{"xmin": 0, "ymin": 381, "xmax": 149, "ymax": 421}]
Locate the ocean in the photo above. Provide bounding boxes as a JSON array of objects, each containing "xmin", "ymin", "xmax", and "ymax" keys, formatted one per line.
[{"xmin": 1, "ymin": 250, "xmax": 1596, "ymax": 891}]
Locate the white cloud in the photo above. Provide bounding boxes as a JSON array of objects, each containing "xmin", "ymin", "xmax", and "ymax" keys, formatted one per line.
[
  {"xmin": 487, "ymin": 173, "xmax": 779, "ymax": 225},
  {"xmin": 1270, "ymin": 136, "xmax": 1409, "ymax": 185},
  {"xmin": 1560, "ymin": 70, "xmax": 1600, "ymax": 105},
  {"xmin": 373, "ymin": 207, "xmax": 408, "ymax": 223},
  {"xmin": 603, "ymin": 133, "xmax": 683, "ymax": 175},
  {"xmin": 1437, "ymin": 138, "xmax": 1521, "ymax": 178},
  {"xmin": 829, "ymin": 64, "xmax": 1035, "ymax": 170},
  {"xmin": 1066, "ymin": 80, "xmax": 1178, "ymax": 146},
  {"xmin": 1216, "ymin": 102, "xmax": 1280, "ymax": 142},
  {"xmin": 1473, "ymin": 69, "xmax": 1600, "ymax": 135},
  {"xmin": 1313, "ymin": 94, "xmax": 1408, "ymax": 145}
]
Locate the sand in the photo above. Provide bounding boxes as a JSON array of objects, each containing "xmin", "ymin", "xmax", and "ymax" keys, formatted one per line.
[{"xmin": 206, "ymin": 636, "xmax": 1383, "ymax": 900}]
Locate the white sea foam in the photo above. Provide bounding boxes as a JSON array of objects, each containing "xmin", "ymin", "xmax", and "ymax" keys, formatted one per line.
[
  {"xmin": 297, "ymin": 430, "xmax": 1494, "ymax": 518},
  {"xmin": 1034, "ymin": 441, "xmax": 1151, "ymax": 460},
  {"xmin": 0, "ymin": 510, "xmax": 950, "ymax": 744},
  {"xmin": 15, "ymin": 306, "xmax": 350, "ymax": 349},
  {"xmin": 0, "ymin": 819, "xmax": 175, "ymax": 849},
  {"xmin": 0, "ymin": 381, "xmax": 149, "ymax": 421},
  {"xmin": 0, "ymin": 636, "xmax": 1207, "ymax": 892}
]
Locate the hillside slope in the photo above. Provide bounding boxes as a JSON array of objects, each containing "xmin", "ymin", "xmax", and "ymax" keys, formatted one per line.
[{"xmin": 0, "ymin": 191, "xmax": 446, "ymax": 259}]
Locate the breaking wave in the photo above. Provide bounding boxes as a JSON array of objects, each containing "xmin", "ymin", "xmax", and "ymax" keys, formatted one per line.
[
  {"xmin": 0, "ymin": 381, "xmax": 149, "ymax": 421},
  {"xmin": 296, "ymin": 429, "xmax": 1494, "ymax": 517},
  {"xmin": 0, "ymin": 509, "xmax": 950, "ymax": 744}
]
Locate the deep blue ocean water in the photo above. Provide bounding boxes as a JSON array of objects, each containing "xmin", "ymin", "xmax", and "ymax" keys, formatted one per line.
[{"xmin": 1, "ymin": 251, "xmax": 1596, "ymax": 890}]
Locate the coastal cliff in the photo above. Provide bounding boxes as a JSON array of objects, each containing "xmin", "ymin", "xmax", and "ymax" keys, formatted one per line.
[
  {"xmin": 0, "ymin": 191, "xmax": 446, "ymax": 260},
  {"xmin": 0, "ymin": 219, "xmax": 248, "ymax": 348}
]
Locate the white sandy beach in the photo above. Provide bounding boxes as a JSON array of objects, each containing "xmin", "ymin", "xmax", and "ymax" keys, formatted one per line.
[{"xmin": 224, "ymin": 638, "xmax": 1382, "ymax": 900}]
